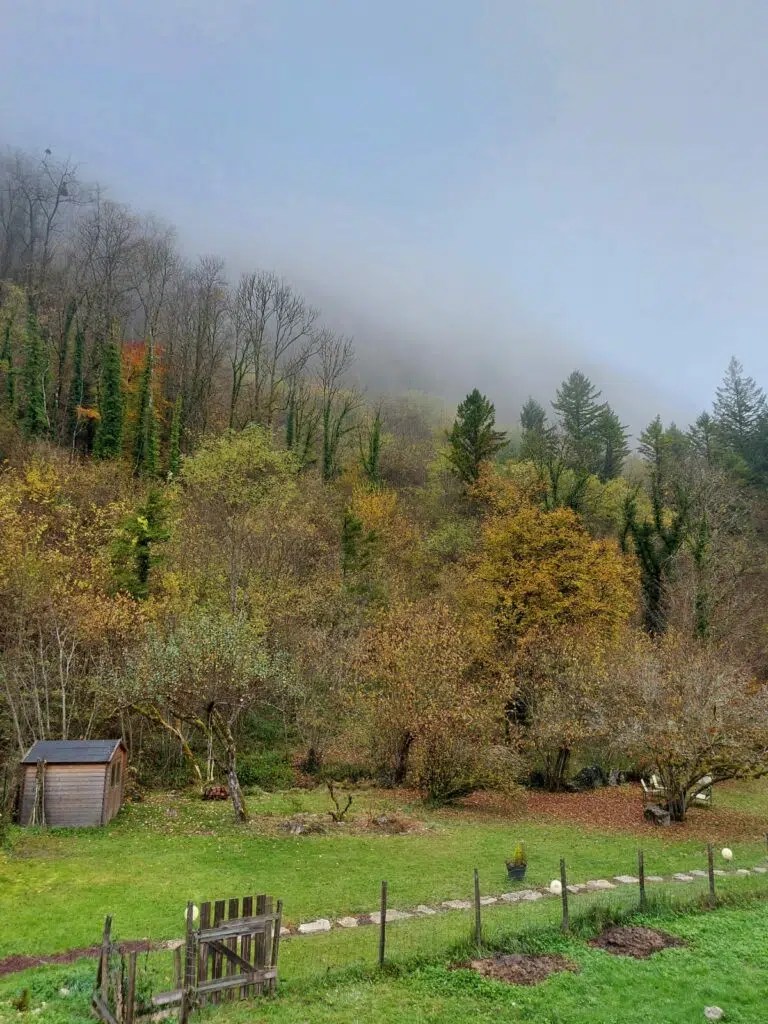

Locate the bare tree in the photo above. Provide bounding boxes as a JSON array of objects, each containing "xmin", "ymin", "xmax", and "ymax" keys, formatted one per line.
[
  {"xmin": 225, "ymin": 271, "xmax": 317, "ymax": 428},
  {"xmin": 316, "ymin": 329, "xmax": 359, "ymax": 481}
]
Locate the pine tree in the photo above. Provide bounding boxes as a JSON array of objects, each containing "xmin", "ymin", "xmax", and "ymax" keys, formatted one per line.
[
  {"xmin": 688, "ymin": 411, "xmax": 720, "ymax": 465},
  {"xmin": 133, "ymin": 343, "xmax": 158, "ymax": 476},
  {"xmin": 67, "ymin": 327, "xmax": 85, "ymax": 445},
  {"xmin": 713, "ymin": 356, "xmax": 765, "ymax": 461},
  {"xmin": 93, "ymin": 340, "xmax": 124, "ymax": 459},
  {"xmin": 520, "ymin": 397, "xmax": 547, "ymax": 434},
  {"xmin": 446, "ymin": 389, "xmax": 507, "ymax": 485},
  {"xmin": 22, "ymin": 305, "xmax": 48, "ymax": 437},
  {"xmin": 595, "ymin": 405, "xmax": 630, "ymax": 481},
  {"xmin": 551, "ymin": 370, "xmax": 604, "ymax": 475},
  {"xmin": 360, "ymin": 408, "xmax": 383, "ymax": 485}
]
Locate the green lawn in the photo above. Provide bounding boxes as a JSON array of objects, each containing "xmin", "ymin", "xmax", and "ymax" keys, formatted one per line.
[
  {"xmin": 4, "ymin": 897, "xmax": 768, "ymax": 1024},
  {"xmin": 1, "ymin": 784, "xmax": 767, "ymax": 958}
]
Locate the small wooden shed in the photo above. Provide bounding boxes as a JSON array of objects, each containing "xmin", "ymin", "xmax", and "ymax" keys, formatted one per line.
[{"xmin": 18, "ymin": 739, "xmax": 127, "ymax": 827}]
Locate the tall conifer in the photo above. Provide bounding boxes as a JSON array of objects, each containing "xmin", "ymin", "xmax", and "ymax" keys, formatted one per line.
[{"xmin": 94, "ymin": 340, "xmax": 124, "ymax": 459}]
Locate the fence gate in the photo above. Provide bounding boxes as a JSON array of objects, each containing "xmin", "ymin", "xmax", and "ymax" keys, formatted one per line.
[{"xmin": 93, "ymin": 894, "xmax": 282, "ymax": 1024}]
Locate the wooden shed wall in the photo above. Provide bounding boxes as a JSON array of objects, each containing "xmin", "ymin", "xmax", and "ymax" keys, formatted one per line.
[
  {"xmin": 19, "ymin": 764, "xmax": 108, "ymax": 827},
  {"xmin": 102, "ymin": 747, "xmax": 127, "ymax": 823}
]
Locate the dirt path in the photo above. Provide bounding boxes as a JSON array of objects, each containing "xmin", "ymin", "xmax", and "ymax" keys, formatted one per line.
[{"xmin": 0, "ymin": 940, "xmax": 155, "ymax": 978}]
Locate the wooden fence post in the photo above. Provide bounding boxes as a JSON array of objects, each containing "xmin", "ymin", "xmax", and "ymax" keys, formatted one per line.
[
  {"xmin": 99, "ymin": 916, "xmax": 113, "ymax": 1003},
  {"xmin": 473, "ymin": 868, "xmax": 482, "ymax": 947},
  {"xmin": 638, "ymin": 849, "xmax": 646, "ymax": 911},
  {"xmin": 559, "ymin": 859, "xmax": 569, "ymax": 933},
  {"xmin": 270, "ymin": 899, "xmax": 283, "ymax": 995},
  {"xmin": 124, "ymin": 951, "xmax": 137, "ymax": 1024},
  {"xmin": 378, "ymin": 881, "xmax": 388, "ymax": 968},
  {"xmin": 707, "ymin": 843, "xmax": 716, "ymax": 908},
  {"xmin": 179, "ymin": 902, "xmax": 197, "ymax": 1024}
]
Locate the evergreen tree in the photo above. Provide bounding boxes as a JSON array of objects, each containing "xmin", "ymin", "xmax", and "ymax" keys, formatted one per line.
[
  {"xmin": 133, "ymin": 344, "xmax": 158, "ymax": 476},
  {"xmin": 0, "ymin": 318, "xmax": 15, "ymax": 411},
  {"xmin": 22, "ymin": 305, "xmax": 48, "ymax": 437},
  {"xmin": 111, "ymin": 489, "xmax": 170, "ymax": 599},
  {"xmin": 519, "ymin": 396, "xmax": 547, "ymax": 434},
  {"xmin": 168, "ymin": 395, "xmax": 183, "ymax": 478},
  {"xmin": 93, "ymin": 340, "xmax": 124, "ymax": 459},
  {"xmin": 446, "ymin": 388, "xmax": 507, "ymax": 485},
  {"xmin": 519, "ymin": 397, "xmax": 553, "ymax": 466},
  {"xmin": 66, "ymin": 327, "xmax": 86, "ymax": 445},
  {"xmin": 713, "ymin": 356, "xmax": 765, "ymax": 462},
  {"xmin": 360, "ymin": 408, "xmax": 383, "ymax": 485},
  {"xmin": 622, "ymin": 416, "xmax": 689, "ymax": 634},
  {"xmin": 551, "ymin": 370, "xmax": 604, "ymax": 475},
  {"xmin": 688, "ymin": 411, "xmax": 720, "ymax": 466},
  {"xmin": 595, "ymin": 405, "xmax": 630, "ymax": 481}
]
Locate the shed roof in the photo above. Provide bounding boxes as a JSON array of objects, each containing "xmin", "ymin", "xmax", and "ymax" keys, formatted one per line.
[{"xmin": 22, "ymin": 740, "xmax": 125, "ymax": 765}]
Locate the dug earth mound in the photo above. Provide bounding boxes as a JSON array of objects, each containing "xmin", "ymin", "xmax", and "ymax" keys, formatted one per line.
[
  {"xmin": 459, "ymin": 953, "xmax": 579, "ymax": 985},
  {"xmin": 590, "ymin": 925, "xmax": 685, "ymax": 958}
]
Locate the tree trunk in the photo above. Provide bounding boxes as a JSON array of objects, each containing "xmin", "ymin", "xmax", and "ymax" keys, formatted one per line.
[
  {"xmin": 226, "ymin": 759, "xmax": 248, "ymax": 824},
  {"xmin": 393, "ymin": 733, "xmax": 413, "ymax": 786},
  {"xmin": 211, "ymin": 709, "xmax": 248, "ymax": 823},
  {"xmin": 546, "ymin": 746, "xmax": 571, "ymax": 791},
  {"xmin": 666, "ymin": 791, "xmax": 687, "ymax": 822}
]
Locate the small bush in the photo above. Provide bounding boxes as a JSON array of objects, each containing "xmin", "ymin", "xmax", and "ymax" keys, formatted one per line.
[
  {"xmin": 320, "ymin": 762, "xmax": 373, "ymax": 784},
  {"xmin": 237, "ymin": 750, "xmax": 294, "ymax": 791}
]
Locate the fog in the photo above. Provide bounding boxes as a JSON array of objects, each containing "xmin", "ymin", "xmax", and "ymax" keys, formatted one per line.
[{"xmin": 3, "ymin": 0, "xmax": 768, "ymax": 434}]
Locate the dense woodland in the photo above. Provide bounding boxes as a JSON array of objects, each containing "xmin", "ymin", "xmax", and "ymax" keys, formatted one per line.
[{"xmin": 2, "ymin": 146, "xmax": 768, "ymax": 825}]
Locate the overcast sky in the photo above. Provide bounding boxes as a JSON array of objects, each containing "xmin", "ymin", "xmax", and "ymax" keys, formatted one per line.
[{"xmin": 2, "ymin": 1, "xmax": 768, "ymax": 432}]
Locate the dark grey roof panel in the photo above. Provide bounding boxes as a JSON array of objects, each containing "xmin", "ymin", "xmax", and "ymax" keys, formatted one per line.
[{"xmin": 22, "ymin": 740, "xmax": 123, "ymax": 765}]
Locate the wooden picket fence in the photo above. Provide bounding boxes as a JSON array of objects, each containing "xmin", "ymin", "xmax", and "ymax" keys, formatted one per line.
[{"xmin": 92, "ymin": 895, "xmax": 282, "ymax": 1024}]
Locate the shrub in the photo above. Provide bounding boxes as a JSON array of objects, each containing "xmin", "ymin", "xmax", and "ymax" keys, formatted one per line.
[
  {"xmin": 319, "ymin": 762, "xmax": 373, "ymax": 784},
  {"xmin": 236, "ymin": 750, "xmax": 294, "ymax": 791}
]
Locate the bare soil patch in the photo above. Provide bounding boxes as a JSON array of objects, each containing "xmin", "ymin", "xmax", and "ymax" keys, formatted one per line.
[
  {"xmin": 590, "ymin": 925, "xmax": 685, "ymax": 959},
  {"xmin": 0, "ymin": 941, "xmax": 151, "ymax": 978},
  {"xmin": 460, "ymin": 953, "xmax": 578, "ymax": 985}
]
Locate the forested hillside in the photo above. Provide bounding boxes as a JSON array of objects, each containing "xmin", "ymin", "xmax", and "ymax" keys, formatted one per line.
[{"xmin": 2, "ymin": 146, "xmax": 768, "ymax": 825}]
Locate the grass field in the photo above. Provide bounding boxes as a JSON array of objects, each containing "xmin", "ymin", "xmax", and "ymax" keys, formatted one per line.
[
  {"xmin": 3, "ymin": 895, "xmax": 768, "ymax": 1023},
  {"xmin": 2, "ymin": 781, "xmax": 768, "ymax": 1022},
  {"xmin": 2, "ymin": 783, "xmax": 768, "ymax": 958}
]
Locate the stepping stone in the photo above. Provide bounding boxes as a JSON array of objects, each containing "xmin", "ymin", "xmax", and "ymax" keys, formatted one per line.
[
  {"xmin": 336, "ymin": 916, "xmax": 358, "ymax": 928},
  {"xmin": 479, "ymin": 896, "xmax": 498, "ymax": 905},
  {"xmin": 752, "ymin": 866, "xmax": 767, "ymax": 874},
  {"xmin": 280, "ymin": 926, "xmax": 292, "ymax": 938},
  {"xmin": 441, "ymin": 899, "xmax": 472, "ymax": 911},
  {"xmin": 644, "ymin": 875, "xmax": 664, "ymax": 883},
  {"xmin": 613, "ymin": 875, "xmax": 639, "ymax": 885},
  {"xmin": 298, "ymin": 918, "xmax": 331, "ymax": 934},
  {"xmin": 567, "ymin": 884, "xmax": 586, "ymax": 894},
  {"xmin": 367, "ymin": 909, "xmax": 413, "ymax": 925},
  {"xmin": 672, "ymin": 873, "xmax": 694, "ymax": 882},
  {"xmin": 500, "ymin": 892, "xmax": 522, "ymax": 902},
  {"xmin": 520, "ymin": 890, "xmax": 543, "ymax": 901},
  {"xmin": 735, "ymin": 868, "xmax": 751, "ymax": 876},
  {"xmin": 713, "ymin": 870, "xmax": 727, "ymax": 877},
  {"xmin": 586, "ymin": 879, "xmax": 616, "ymax": 891},
  {"xmin": 689, "ymin": 870, "xmax": 708, "ymax": 878},
  {"xmin": 415, "ymin": 905, "xmax": 437, "ymax": 915}
]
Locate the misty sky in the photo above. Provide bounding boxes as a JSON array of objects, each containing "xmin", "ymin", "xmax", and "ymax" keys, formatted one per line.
[{"xmin": 2, "ymin": 1, "xmax": 768, "ymax": 432}]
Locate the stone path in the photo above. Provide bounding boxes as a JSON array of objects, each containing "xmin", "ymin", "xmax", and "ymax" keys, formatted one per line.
[
  {"xmin": 1, "ymin": 861, "xmax": 765, "ymax": 975},
  {"xmin": 286, "ymin": 862, "xmax": 768, "ymax": 938}
]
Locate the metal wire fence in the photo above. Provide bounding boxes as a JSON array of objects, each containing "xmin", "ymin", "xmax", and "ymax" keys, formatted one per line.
[{"xmin": 272, "ymin": 841, "xmax": 768, "ymax": 988}]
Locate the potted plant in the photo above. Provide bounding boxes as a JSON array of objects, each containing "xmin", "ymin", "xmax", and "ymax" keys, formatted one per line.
[{"xmin": 506, "ymin": 842, "xmax": 527, "ymax": 882}]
